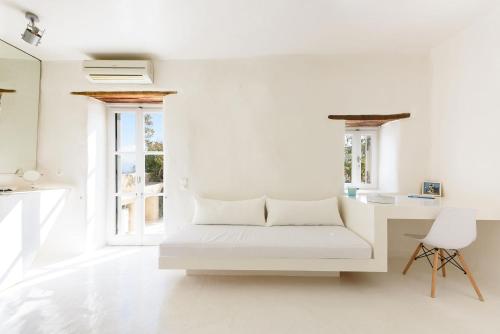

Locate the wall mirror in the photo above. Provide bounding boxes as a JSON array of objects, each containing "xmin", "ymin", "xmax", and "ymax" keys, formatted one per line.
[{"xmin": 0, "ymin": 39, "xmax": 40, "ymax": 173}]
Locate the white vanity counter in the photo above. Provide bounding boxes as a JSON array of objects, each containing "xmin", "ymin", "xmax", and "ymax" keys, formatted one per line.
[
  {"xmin": 0, "ymin": 184, "xmax": 71, "ymax": 195},
  {"xmin": 0, "ymin": 187, "xmax": 70, "ymax": 290}
]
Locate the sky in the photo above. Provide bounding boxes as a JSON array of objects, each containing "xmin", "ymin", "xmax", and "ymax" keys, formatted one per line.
[
  {"xmin": 119, "ymin": 112, "xmax": 164, "ymax": 151},
  {"xmin": 118, "ymin": 112, "xmax": 164, "ymax": 173}
]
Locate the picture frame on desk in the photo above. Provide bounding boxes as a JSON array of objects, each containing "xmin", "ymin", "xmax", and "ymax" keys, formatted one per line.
[{"xmin": 422, "ymin": 181, "xmax": 442, "ymax": 197}]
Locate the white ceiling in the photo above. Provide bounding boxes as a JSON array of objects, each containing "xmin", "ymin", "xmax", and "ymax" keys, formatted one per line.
[{"xmin": 0, "ymin": 0, "xmax": 497, "ymax": 60}]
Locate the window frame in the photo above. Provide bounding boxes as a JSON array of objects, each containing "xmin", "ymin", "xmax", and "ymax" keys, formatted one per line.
[{"xmin": 344, "ymin": 128, "xmax": 378, "ymax": 190}]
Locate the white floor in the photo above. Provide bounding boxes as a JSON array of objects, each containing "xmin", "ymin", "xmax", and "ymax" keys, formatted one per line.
[{"xmin": 1, "ymin": 247, "xmax": 499, "ymax": 334}]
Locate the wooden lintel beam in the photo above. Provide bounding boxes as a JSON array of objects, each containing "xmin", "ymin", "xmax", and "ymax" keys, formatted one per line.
[
  {"xmin": 71, "ymin": 90, "xmax": 177, "ymax": 104},
  {"xmin": 0, "ymin": 88, "xmax": 16, "ymax": 93},
  {"xmin": 328, "ymin": 113, "xmax": 411, "ymax": 121},
  {"xmin": 328, "ymin": 113, "xmax": 411, "ymax": 127}
]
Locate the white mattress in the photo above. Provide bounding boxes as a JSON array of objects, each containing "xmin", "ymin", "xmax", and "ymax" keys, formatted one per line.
[{"xmin": 160, "ymin": 225, "xmax": 372, "ymax": 259}]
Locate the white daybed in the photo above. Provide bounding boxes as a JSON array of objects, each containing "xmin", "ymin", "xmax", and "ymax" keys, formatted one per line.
[
  {"xmin": 160, "ymin": 225, "xmax": 371, "ymax": 259},
  {"xmin": 159, "ymin": 196, "xmax": 386, "ymax": 274}
]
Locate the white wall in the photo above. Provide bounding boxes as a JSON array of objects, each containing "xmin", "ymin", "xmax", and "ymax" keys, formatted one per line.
[
  {"xmin": 378, "ymin": 121, "xmax": 401, "ymax": 192},
  {"xmin": 429, "ymin": 6, "xmax": 500, "ymax": 208},
  {"xmin": 86, "ymin": 99, "xmax": 107, "ymax": 250},
  {"xmin": 164, "ymin": 56, "xmax": 430, "ymax": 227},
  {"xmin": 34, "ymin": 62, "xmax": 89, "ymax": 261},
  {"xmin": 34, "ymin": 56, "xmax": 429, "ymax": 261}
]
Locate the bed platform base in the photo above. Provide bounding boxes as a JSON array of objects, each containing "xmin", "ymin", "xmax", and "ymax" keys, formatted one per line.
[
  {"xmin": 159, "ymin": 257, "xmax": 384, "ymax": 273},
  {"xmin": 186, "ymin": 270, "xmax": 340, "ymax": 277}
]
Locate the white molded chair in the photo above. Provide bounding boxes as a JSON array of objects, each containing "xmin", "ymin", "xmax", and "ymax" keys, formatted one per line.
[{"xmin": 402, "ymin": 207, "xmax": 484, "ymax": 301}]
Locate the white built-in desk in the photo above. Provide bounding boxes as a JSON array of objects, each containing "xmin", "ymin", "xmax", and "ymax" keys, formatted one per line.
[
  {"xmin": 348, "ymin": 194, "xmax": 500, "ymax": 221},
  {"xmin": 339, "ymin": 195, "xmax": 499, "ymax": 272},
  {"xmin": 0, "ymin": 187, "xmax": 70, "ymax": 290}
]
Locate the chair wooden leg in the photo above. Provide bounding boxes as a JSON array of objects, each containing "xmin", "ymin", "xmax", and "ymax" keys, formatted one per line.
[
  {"xmin": 439, "ymin": 249, "xmax": 447, "ymax": 277},
  {"xmin": 456, "ymin": 251, "xmax": 484, "ymax": 301},
  {"xmin": 403, "ymin": 243, "xmax": 422, "ymax": 275},
  {"xmin": 431, "ymin": 249, "xmax": 439, "ymax": 298}
]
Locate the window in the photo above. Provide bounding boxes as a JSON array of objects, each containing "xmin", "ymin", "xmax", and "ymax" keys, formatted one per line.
[{"xmin": 344, "ymin": 129, "xmax": 378, "ymax": 189}]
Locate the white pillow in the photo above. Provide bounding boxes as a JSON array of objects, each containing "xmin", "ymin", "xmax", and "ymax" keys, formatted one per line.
[
  {"xmin": 193, "ymin": 196, "xmax": 266, "ymax": 226},
  {"xmin": 266, "ymin": 197, "xmax": 344, "ymax": 226}
]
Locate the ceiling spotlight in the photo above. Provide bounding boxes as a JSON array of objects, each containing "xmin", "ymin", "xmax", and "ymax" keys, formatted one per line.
[{"xmin": 21, "ymin": 12, "xmax": 44, "ymax": 46}]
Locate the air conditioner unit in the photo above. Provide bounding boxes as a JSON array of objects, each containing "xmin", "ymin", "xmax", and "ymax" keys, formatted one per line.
[{"xmin": 83, "ymin": 60, "xmax": 153, "ymax": 84}]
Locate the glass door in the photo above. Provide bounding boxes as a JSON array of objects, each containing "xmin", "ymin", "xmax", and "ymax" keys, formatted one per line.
[
  {"xmin": 108, "ymin": 107, "xmax": 166, "ymax": 245},
  {"xmin": 142, "ymin": 111, "xmax": 166, "ymax": 243}
]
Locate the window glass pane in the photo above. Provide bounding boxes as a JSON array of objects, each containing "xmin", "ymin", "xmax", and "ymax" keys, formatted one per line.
[
  {"xmin": 116, "ymin": 195, "xmax": 137, "ymax": 235},
  {"xmin": 115, "ymin": 113, "xmax": 136, "ymax": 152},
  {"xmin": 144, "ymin": 113, "xmax": 164, "ymax": 152},
  {"xmin": 145, "ymin": 155, "xmax": 164, "ymax": 194},
  {"xmin": 144, "ymin": 195, "xmax": 164, "ymax": 235},
  {"xmin": 116, "ymin": 154, "xmax": 137, "ymax": 193},
  {"xmin": 360, "ymin": 135, "xmax": 372, "ymax": 184},
  {"xmin": 344, "ymin": 135, "xmax": 353, "ymax": 183}
]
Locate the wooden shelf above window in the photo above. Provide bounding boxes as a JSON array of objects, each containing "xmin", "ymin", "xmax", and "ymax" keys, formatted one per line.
[
  {"xmin": 328, "ymin": 113, "xmax": 411, "ymax": 127},
  {"xmin": 0, "ymin": 89, "xmax": 16, "ymax": 93},
  {"xmin": 70, "ymin": 90, "xmax": 177, "ymax": 104}
]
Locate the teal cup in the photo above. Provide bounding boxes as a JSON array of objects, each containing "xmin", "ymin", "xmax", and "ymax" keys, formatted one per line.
[{"xmin": 347, "ymin": 187, "xmax": 358, "ymax": 197}]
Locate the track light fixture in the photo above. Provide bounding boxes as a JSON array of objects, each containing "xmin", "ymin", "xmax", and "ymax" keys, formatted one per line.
[{"xmin": 21, "ymin": 12, "xmax": 44, "ymax": 46}]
